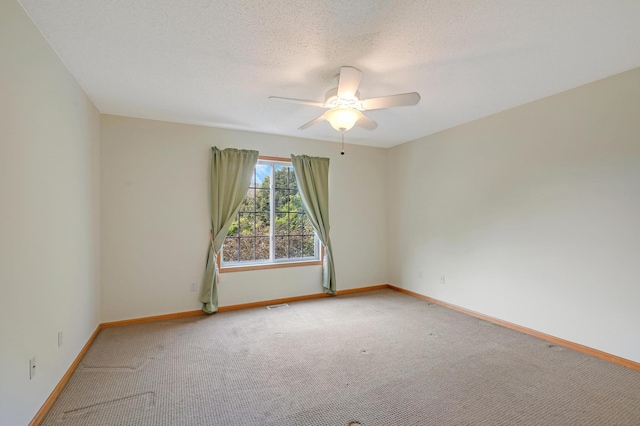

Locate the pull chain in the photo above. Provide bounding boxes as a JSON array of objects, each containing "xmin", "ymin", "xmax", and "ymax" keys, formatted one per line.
[{"xmin": 341, "ymin": 132, "xmax": 345, "ymax": 155}]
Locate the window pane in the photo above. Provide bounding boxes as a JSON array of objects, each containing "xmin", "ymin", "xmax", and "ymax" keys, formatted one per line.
[
  {"xmin": 274, "ymin": 236, "xmax": 288, "ymax": 259},
  {"xmin": 222, "ymin": 238, "xmax": 239, "ymax": 263},
  {"xmin": 239, "ymin": 237, "xmax": 255, "ymax": 262},
  {"xmin": 274, "ymin": 166, "xmax": 288, "ymax": 189},
  {"xmin": 302, "ymin": 215, "xmax": 314, "ymax": 235},
  {"xmin": 302, "ymin": 236, "xmax": 315, "ymax": 257},
  {"xmin": 289, "ymin": 236, "xmax": 302, "ymax": 258},
  {"xmin": 239, "ymin": 193, "xmax": 255, "ymax": 212},
  {"xmin": 255, "ymin": 188, "xmax": 270, "ymax": 213},
  {"xmin": 289, "ymin": 213, "xmax": 303, "ymax": 235},
  {"xmin": 256, "ymin": 237, "xmax": 270, "ymax": 261},
  {"xmin": 256, "ymin": 213, "xmax": 270, "ymax": 236},
  {"xmin": 290, "ymin": 192, "xmax": 303, "ymax": 212},
  {"xmin": 288, "ymin": 167, "xmax": 297, "ymax": 189},
  {"xmin": 275, "ymin": 189, "xmax": 289, "ymax": 211},
  {"xmin": 227, "ymin": 217, "xmax": 239, "ymax": 237},
  {"xmin": 275, "ymin": 213, "xmax": 288, "ymax": 235},
  {"xmin": 255, "ymin": 163, "xmax": 270, "ymax": 187},
  {"xmin": 238, "ymin": 213, "xmax": 255, "ymax": 236}
]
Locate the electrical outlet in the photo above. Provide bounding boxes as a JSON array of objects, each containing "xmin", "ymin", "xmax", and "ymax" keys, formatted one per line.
[
  {"xmin": 440, "ymin": 275, "xmax": 446, "ymax": 284},
  {"xmin": 29, "ymin": 357, "xmax": 36, "ymax": 379},
  {"xmin": 418, "ymin": 270, "xmax": 423, "ymax": 279},
  {"xmin": 190, "ymin": 282, "xmax": 197, "ymax": 292},
  {"xmin": 58, "ymin": 331, "xmax": 63, "ymax": 348}
]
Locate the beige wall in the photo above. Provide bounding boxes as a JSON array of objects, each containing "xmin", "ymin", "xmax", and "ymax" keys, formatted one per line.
[
  {"xmin": 100, "ymin": 115, "xmax": 389, "ymax": 322},
  {"xmin": 0, "ymin": 1, "xmax": 101, "ymax": 424},
  {"xmin": 388, "ymin": 67, "xmax": 640, "ymax": 363}
]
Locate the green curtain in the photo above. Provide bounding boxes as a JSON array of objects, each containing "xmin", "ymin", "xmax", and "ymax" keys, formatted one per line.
[
  {"xmin": 290, "ymin": 155, "xmax": 336, "ymax": 294},
  {"xmin": 201, "ymin": 147, "xmax": 259, "ymax": 313}
]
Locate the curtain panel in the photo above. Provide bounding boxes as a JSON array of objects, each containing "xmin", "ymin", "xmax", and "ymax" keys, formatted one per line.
[
  {"xmin": 290, "ymin": 155, "xmax": 336, "ymax": 294},
  {"xmin": 200, "ymin": 147, "xmax": 259, "ymax": 313}
]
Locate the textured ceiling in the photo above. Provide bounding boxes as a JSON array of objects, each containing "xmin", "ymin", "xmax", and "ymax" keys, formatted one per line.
[{"xmin": 18, "ymin": 0, "xmax": 640, "ymax": 148}]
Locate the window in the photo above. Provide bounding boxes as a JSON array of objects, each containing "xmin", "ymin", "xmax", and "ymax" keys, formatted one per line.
[{"xmin": 221, "ymin": 157, "xmax": 320, "ymax": 270}]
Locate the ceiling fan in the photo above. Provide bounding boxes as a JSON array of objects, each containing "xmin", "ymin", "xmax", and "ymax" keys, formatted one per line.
[{"xmin": 269, "ymin": 66, "xmax": 421, "ymax": 132}]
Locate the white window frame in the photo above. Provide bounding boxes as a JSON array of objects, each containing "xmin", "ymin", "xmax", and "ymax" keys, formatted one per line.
[{"xmin": 220, "ymin": 157, "xmax": 321, "ymax": 271}]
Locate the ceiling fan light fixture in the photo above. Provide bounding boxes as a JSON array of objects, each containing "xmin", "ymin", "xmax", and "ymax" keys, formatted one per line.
[{"xmin": 324, "ymin": 107, "xmax": 359, "ymax": 132}]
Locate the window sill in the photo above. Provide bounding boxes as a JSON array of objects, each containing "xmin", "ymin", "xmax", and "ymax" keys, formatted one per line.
[{"xmin": 220, "ymin": 259, "xmax": 323, "ymax": 273}]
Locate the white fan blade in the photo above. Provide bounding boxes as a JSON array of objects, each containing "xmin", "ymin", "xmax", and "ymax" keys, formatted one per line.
[
  {"xmin": 298, "ymin": 115, "xmax": 325, "ymax": 130},
  {"xmin": 337, "ymin": 66, "xmax": 362, "ymax": 99},
  {"xmin": 356, "ymin": 112, "xmax": 378, "ymax": 130},
  {"xmin": 269, "ymin": 96, "xmax": 326, "ymax": 108},
  {"xmin": 361, "ymin": 92, "xmax": 420, "ymax": 110}
]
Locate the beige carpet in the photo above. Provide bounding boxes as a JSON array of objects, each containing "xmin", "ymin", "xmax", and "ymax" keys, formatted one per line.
[{"xmin": 42, "ymin": 289, "xmax": 640, "ymax": 425}]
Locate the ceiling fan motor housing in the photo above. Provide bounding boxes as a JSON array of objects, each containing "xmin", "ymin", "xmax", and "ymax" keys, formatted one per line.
[{"xmin": 324, "ymin": 88, "xmax": 363, "ymax": 110}]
